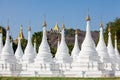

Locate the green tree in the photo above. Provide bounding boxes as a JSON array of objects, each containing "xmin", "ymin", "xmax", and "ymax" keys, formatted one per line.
[
  {"xmin": 0, "ymin": 26, "xmax": 6, "ymax": 45},
  {"xmin": 67, "ymin": 44, "xmax": 74, "ymax": 55}
]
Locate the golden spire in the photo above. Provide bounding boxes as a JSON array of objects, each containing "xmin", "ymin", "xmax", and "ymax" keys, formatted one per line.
[
  {"xmin": 86, "ymin": 15, "xmax": 91, "ymax": 21},
  {"xmin": 20, "ymin": 24, "xmax": 23, "ymax": 31},
  {"xmin": 18, "ymin": 24, "xmax": 24, "ymax": 40},
  {"xmin": 100, "ymin": 20, "xmax": 103, "ymax": 27},
  {"xmin": 75, "ymin": 29, "xmax": 78, "ymax": 34},
  {"xmin": 0, "ymin": 28, "xmax": 2, "ymax": 33},
  {"xmin": 6, "ymin": 19, "xmax": 10, "ymax": 31},
  {"xmin": 28, "ymin": 27, "xmax": 31, "ymax": 31},
  {"xmin": 42, "ymin": 20, "xmax": 47, "ymax": 27},
  {"xmin": 6, "ymin": 25, "xmax": 10, "ymax": 31},
  {"xmin": 108, "ymin": 24, "xmax": 111, "ymax": 32},
  {"xmin": 115, "ymin": 32, "xmax": 117, "ymax": 39},
  {"xmin": 53, "ymin": 22, "xmax": 59, "ymax": 31},
  {"xmin": 86, "ymin": 10, "xmax": 91, "ymax": 21},
  {"xmin": 62, "ymin": 23, "xmax": 65, "ymax": 29},
  {"xmin": 28, "ymin": 21, "xmax": 31, "ymax": 31},
  {"xmin": 34, "ymin": 37, "xmax": 37, "ymax": 43}
]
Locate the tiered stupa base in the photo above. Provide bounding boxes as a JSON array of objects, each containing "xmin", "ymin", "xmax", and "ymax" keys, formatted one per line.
[
  {"xmin": 0, "ymin": 62, "xmax": 22, "ymax": 76},
  {"xmin": 20, "ymin": 63, "xmax": 36, "ymax": 77},
  {"xmin": 64, "ymin": 61, "xmax": 103, "ymax": 77},
  {"xmin": 33, "ymin": 62, "xmax": 61, "ymax": 77}
]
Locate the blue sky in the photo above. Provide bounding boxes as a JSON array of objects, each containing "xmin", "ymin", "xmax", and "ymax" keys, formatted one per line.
[{"xmin": 0, "ymin": 0, "xmax": 120, "ymax": 39}]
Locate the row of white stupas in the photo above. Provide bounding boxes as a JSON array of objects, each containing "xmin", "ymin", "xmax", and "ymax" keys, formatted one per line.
[{"xmin": 0, "ymin": 15, "xmax": 120, "ymax": 77}]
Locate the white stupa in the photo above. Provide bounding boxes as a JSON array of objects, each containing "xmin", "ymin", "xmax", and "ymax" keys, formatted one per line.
[
  {"xmin": 71, "ymin": 29, "xmax": 80, "ymax": 62},
  {"xmin": 96, "ymin": 21, "xmax": 114, "ymax": 76},
  {"xmin": 20, "ymin": 27, "xmax": 36, "ymax": 76},
  {"xmin": 34, "ymin": 20, "xmax": 59, "ymax": 77},
  {"xmin": 65, "ymin": 15, "xmax": 102, "ymax": 77},
  {"xmin": 0, "ymin": 26, "xmax": 21, "ymax": 76},
  {"xmin": 33, "ymin": 37, "xmax": 37, "ymax": 55},
  {"xmin": 0, "ymin": 26, "xmax": 16, "ymax": 63},
  {"xmin": 114, "ymin": 33, "xmax": 120, "ymax": 72},
  {"xmin": 15, "ymin": 37, "xmax": 23, "ymax": 63},
  {"xmin": 114, "ymin": 32, "xmax": 120, "ymax": 77},
  {"xmin": 114, "ymin": 33, "xmax": 120, "ymax": 63},
  {"xmin": 107, "ymin": 26, "xmax": 117, "ymax": 65},
  {"xmin": 10, "ymin": 38, "xmax": 14, "ymax": 55},
  {"xmin": 22, "ymin": 27, "xmax": 35, "ymax": 64},
  {"xmin": 107, "ymin": 26, "xmax": 120, "ymax": 76},
  {"xmin": 55, "ymin": 23, "xmax": 71, "ymax": 64},
  {"xmin": 0, "ymin": 28, "xmax": 3, "ymax": 55},
  {"xmin": 96, "ymin": 21, "xmax": 111, "ymax": 63},
  {"xmin": 35, "ymin": 20, "xmax": 53, "ymax": 63},
  {"xmin": 78, "ymin": 15, "xmax": 100, "ymax": 63}
]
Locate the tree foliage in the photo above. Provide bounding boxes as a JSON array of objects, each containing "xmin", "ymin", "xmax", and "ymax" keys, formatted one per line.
[{"xmin": 0, "ymin": 26, "xmax": 6, "ymax": 45}]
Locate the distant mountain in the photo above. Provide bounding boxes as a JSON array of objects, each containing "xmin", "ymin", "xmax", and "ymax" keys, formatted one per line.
[
  {"xmin": 48, "ymin": 29, "xmax": 99, "ymax": 47},
  {"xmin": 46, "ymin": 29, "xmax": 99, "ymax": 54}
]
